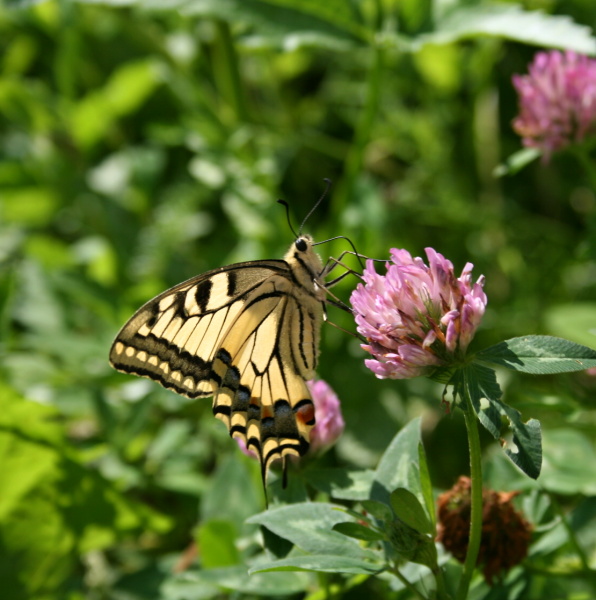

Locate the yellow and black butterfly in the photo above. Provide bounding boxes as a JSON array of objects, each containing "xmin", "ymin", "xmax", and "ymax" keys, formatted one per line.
[{"xmin": 109, "ymin": 189, "xmax": 356, "ymax": 489}]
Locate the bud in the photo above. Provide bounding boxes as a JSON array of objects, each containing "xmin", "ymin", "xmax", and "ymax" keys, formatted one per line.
[{"xmin": 388, "ymin": 518, "xmax": 437, "ymax": 567}]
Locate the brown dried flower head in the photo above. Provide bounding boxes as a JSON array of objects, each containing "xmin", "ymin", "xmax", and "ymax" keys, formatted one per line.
[{"xmin": 436, "ymin": 476, "xmax": 532, "ymax": 583}]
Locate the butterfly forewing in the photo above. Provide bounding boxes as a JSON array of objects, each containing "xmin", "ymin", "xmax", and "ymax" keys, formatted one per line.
[
  {"xmin": 109, "ymin": 239, "xmax": 326, "ymax": 485},
  {"xmin": 110, "ymin": 261, "xmax": 286, "ymax": 395}
]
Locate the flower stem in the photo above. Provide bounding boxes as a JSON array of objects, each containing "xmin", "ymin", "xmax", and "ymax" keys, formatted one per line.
[
  {"xmin": 433, "ymin": 565, "xmax": 450, "ymax": 600},
  {"xmin": 455, "ymin": 396, "xmax": 483, "ymax": 600},
  {"xmin": 390, "ymin": 562, "xmax": 428, "ymax": 600}
]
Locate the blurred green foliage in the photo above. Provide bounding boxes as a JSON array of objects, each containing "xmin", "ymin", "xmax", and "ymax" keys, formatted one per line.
[{"xmin": 1, "ymin": 0, "xmax": 596, "ymax": 598}]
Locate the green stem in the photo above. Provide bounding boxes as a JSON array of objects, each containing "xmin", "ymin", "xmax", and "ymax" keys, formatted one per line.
[
  {"xmin": 335, "ymin": 44, "xmax": 385, "ymax": 213},
  {"xmin": 455, "ymin": 396, "xmax": 484, "ymax": 600},
  {"xmin": 391, "ymin": 562, "xmax": 428, "ymax": 600},
  {"xmin": 549, "ymin": 493, "xmax": 591, "ymax": 573},
  {"xmin": 433, "ymin": 565, "xmax": 450, "ymax": 600},
  {"xmin": 214, "ymin": 20, "xmax": 249, "ymax": 123}
]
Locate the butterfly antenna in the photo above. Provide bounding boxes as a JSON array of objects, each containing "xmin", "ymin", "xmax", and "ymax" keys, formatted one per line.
[
  {"xmin": 299, "ymin": 178, "xmax": 332, "ymax": 235},
  {"xmin": 277, "ymin": 199, "xmax": 299, "ymax": 239}
]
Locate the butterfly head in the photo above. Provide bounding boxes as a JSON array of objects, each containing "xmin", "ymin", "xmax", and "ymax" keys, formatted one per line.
[
  {"xmin": 292, "ymin": 234, "xmax": 318, "ymax": 261},
  {"xmin": 284, "ymin": 234, "xmax": 325, "ymax": 295}
]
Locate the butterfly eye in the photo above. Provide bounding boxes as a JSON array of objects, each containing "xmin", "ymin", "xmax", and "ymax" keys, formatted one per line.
[{"xmin": 295, "ymin": 238, "xmax": 308, "ymax": 252}]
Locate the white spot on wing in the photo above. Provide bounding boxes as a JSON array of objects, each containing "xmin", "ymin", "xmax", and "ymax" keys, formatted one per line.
[
  {"xmin": 159, "ymin": 296, "xmax": 176, "ymax": 312},
  {"xmin": 151, "ymin": 307, "xmax": 176, "ymax": 337},
  {"xmin": 138, "ymin": 323, "xmax": 151, "ymax": 336}
]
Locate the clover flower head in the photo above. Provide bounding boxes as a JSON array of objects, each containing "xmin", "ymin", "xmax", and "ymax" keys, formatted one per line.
[
  {"xmin": 350, "ymin": 248, "xmax": 487, "ymax": 380},
  {"xmin": 512, "ymin": 50, "xmax": 596, "ymax": 159},
  {"xmin": 306, "ymin": 379, "xmax": 345, "ymax": 453}
]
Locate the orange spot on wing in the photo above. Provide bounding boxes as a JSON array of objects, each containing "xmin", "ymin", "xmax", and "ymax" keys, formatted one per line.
[{"xmin": 295, "ymin": 402, "xmax": 315, "ymax": 425}]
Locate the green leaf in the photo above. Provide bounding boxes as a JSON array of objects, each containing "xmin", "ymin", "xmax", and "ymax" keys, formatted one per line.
[
  {"xmin": 332, "ymin": 506, "xmax": 376, "ymax": 528},
  {"xmin": 267, "ymin": 469, "xmax": 310, "ymax": 504},
  {"xmin": 396, "ymin": 0, "xmax": 433, "ymax": 36},
  {"xmin": 385, "ymin": 518, "xmax": 437, "ymax": 568},
  {"xmin": 477, "ymin": 335, "xmax": 596, "ymax": 374},
  {"xmin": 70, "ymin": 59, "xmax": 161, "ymax": 148},
  {"xmin": 332, "ymin": 522, "xmax": 386, "ymax": 542},
  {"xmin": 0, "ymin": 385, "xmax": 171, "ymax": 600},
  {"xmin": 372, "ymin": 418, "xmax": 422, "ymax": 504},
  {"xmin": 460, "ymin": 365, "xmax": 542, "ymax": 479},
  {"xmin": 414, "ymin": 4, "xmax": 596, "ymax": 54},
  {"xmin": 360, "ymin": 499, "xmax": 394, "ymax": 523},
  {"xmin": 150, "ymin": 0, "xmax": 370, "ymax": 49},
  {"xmin": 249, "ymin": 554, "xmax": 384, "ymax": 575},
  {"xmin": 201, "ymin": 454, "xmax": 261, "ymax": 528},
  {"xmin": 247, "ymin": 503, "xmax": 378, "ymax": 559},
  {"xmin": 498, "ymin": 409, "xmax": 542, "ymax": 480},
  {"xmin": 13, "ymin": 261, "xmax": 65, "ymax": 335},
  {"xmin": 305, "ymin": 467, "xmax": 375, "ymax": 500},
  {"xmin": 261, "ymin": 525, "xmax": 294, "ymax": 560},
  {"xmin": 146, "ymin": 419, "xmax": 193, "ymax": 464},
  {"xmin": 390, "ymin": 488, "xmax": 433, "ymax": 535},
  {"xmin": 457, "ymin": 363, "xmax": 503, "ymax": 439},
  {"xmin": 163, "ymin": 565, "xmax": 312, "ymax": 597},
  {"xmin": 1, "ymin": 187, "xmax": 59, "ymax": 226},
  {"xmin": 417, "ymin": 442, "xmax": 436, "ymax": 530},
  {"xmin": 540, "ymin": 429, "xmax": 596, "ymax": 495},
  {"xmin": 160, "ymin": 573, "xmax": 220, "ymax": 600},
  {"xmin": 197, "ymin": 519, "xmax": 240, "ymax": 568},
  {"xmin": 544, "ymin": 302, "xmax": 596, "ymax": 350},
  {"xmin": 529, "ymin": 497, "xmax": 596, "ymax": 559}
]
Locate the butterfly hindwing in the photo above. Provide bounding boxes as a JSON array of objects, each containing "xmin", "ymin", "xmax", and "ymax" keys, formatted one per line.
[
  {"xmin": 110, "ymin": 240, "xmax": 326, "ymax": 484},
  {"xmin": 210, "ymin": 280, "xmax": 319, "ymax": 474}
]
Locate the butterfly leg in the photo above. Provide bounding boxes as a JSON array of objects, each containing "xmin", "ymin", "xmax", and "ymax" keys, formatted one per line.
[
  {"xmin": 314, "ymin": 253, "xmax": 364, "ymax": 312},
  {"xmin": 320, "ymin": 250, "xmax": 366, "ymax": 278}
]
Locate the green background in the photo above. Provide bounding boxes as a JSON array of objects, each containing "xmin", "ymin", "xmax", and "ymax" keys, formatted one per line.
[{"xmin": 1, "ymin": 0, "xmax": 596, "ymax": 598}]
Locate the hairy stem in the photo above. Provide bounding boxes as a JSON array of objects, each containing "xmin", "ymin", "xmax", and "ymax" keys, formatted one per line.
[
  {"xmin": 391, "ymin": 563, "xmax": 428, "ymax": 600},
  {"xmin": 456, "ymin": 396, "xmax": 483, "ymax": 600}
]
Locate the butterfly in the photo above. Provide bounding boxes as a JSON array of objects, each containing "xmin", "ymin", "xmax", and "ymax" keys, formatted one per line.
[{"xmin": 109, "ymin": 196, "xmax": 355, "ymax": 490}]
